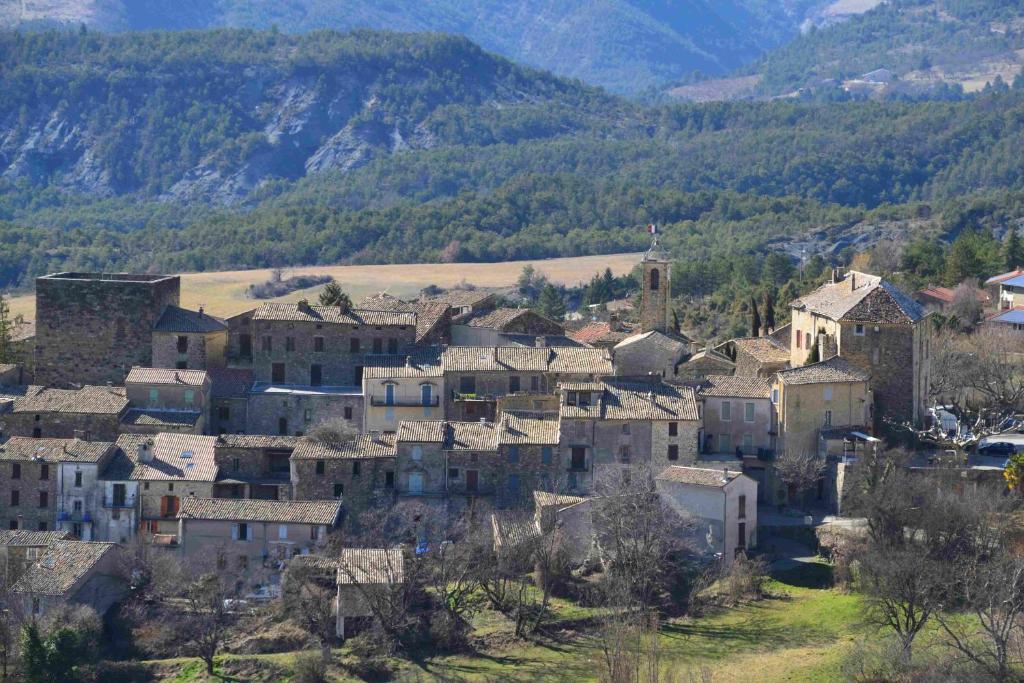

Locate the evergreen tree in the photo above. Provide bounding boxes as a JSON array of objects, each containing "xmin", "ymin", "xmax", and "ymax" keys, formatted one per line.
[
  {"xmin": 763, "ymin": 293, "xmax": 775, "ymax": 333},
  {"xmin": 1004, "ymin": 226, "xmax": 1024, "ymax": 272},
  {"xmin": 750, "ymin": 297, "xmax": 762, "ymax": 337},
  {"xmin": 318, "ymin": 281, "xmax": 351, "ymax": 311},
  {"xmin": 538, "ymin": 283, "xmax": 566, "ymax": 320},
  {"xmin": 0, "ymin": 294, "xmax": 11, "ymax": 364}
]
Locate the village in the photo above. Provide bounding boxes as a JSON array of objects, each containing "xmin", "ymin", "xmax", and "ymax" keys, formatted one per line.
[{"xmin": 0, "ymin": 235, "xmax": 1023, "ymax": 680}]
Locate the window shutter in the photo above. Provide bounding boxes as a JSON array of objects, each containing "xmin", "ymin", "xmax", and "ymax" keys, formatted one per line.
[{"xmin": 231, "ymin": 523, "xmax": 238, "ymax": 540}]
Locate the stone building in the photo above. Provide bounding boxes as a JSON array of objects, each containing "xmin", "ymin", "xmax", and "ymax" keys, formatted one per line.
[
  {"xmin": 54, "ymin": 438, "xmax": 119, "ymax": 541},
  {"xmin": 211, "ymin": 435, "xmax": 301, "ymax": 501},
  {"xmin": 675, "ymin": 348, "xmax": 736, "ymax": 380},
  {"xmin": 95, "ymin": 443, "xmax": 140, "ymax": 544},
  {"xmin": 152, "ymin": 306, "xmax": 228, "ymax": 370},
  {"xmin": 639, "ymin": 244, "xmax": 671, "ymax": 333},
  {"xmin": 612, "ymin": 330, "xmax": 694, "ymax": 379},
  {"xmin": 247, "ymin": 384, "xmax": 363, "ymax": 437},
  {"xmin": 2, "ymin": 385, "xmax": 127, "ymax": 441},
  {"xmin": 451, "ymin": 308, "xmax": 564, "ymax": 346},
  {"xmin": 290, "ymin": 433, "xmax": 396, "ymax": 515},
  {"xmin": 0, "ymin": 364, "xmax": 23, "ymax": 385},
  {"xmin": 34, "ymin": 272, "xmax": 180, "ymax": 387},
  {"xmin": 12, "ymin": 540, "xmax": 127, "ymax": 619},
  {"xmin": 122, "ymin": 367, "xmax": 210, "ymax": 435},
  {"xmin": 225, "ymin": 309, "xmax": 256, "ymax": 366},
  {"xmin": 177, "ymin": 497, "xmax": 341, "ymax": 570},
  {"xmin": 208, "ymin": 368, "xmax": 253, "ymax": 435},
  {"xmin": 0, "ymin": 437, "xmax": 113, "ymax": 533},
  {"xmin": 0, "ymin": 530, "xmax": 72, "ymax": 585},
  {"xmin": 720, "ymin": 333, "xmax": 791, "ymax": 378},
  {"xmin": 394, "ymin": 421, "xmax": 497, "ymax": 500},
  {"xmin": 557, "ymin": 380, "xmax": 701, "ymax": 494},
  {"xmin": 423, "ymin": 290, "xmax": 497, "ymax": 318},
  {"xmin": 252, "ymin": 301, "xmax": 416, "ymax": 386},
  {"xmin": 789, "ymin": 270, "xmax": 928, "ymax": 424},
  {"xmin": 335, "ymin": 547, "xmax": 405, "ymax": 639},
  {"xmin": 362, "ymin": 352, "xmax": 444, "ymax": 433},
  {"xmin": 494, "ymin": 413, "xmax": 561, "ymax": 506}
]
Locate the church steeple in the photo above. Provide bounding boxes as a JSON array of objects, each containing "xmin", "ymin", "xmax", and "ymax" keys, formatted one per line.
[{"xmin": 640, "ymin": 226, "xmax": 670, "ymax": 333}]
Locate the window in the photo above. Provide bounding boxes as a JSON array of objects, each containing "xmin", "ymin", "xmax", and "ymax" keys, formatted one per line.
[
  {"xmin": 40, "ymin": 463, "xmax": 48, "ymax": 480},
  {"xmin": 507, "ymin": 474, "xmax": 520, "ymax": 494},
  {"xmin": 823, "ymin": 386, "xmax": 833, "ymax": 401},
  {"xmin": 272, "ymin": 363, "xmax": 286, "ymax": 383},
  {"xmin": 344, "ymin": 406, "xmax": 353, "ymax": 420},
  {"xmin": 11, "ymin": 463, "xmax": 19, "ymax": 480},
  {"xmin": 509, "ymin": 376, "xmax": 521, "ymax": 393},
  {"xmin": 373, "ymin": 338, "xmax": 383, "ymax": 354},
  {"xmin": 278, "ymin": 524, "xmax": 288, "ymax": 540},
  {"xmin": 144, "ymin": 482, "xmax": 149, "ymax": 490},
  {"xmin": 314, "ymin": 336, "xmax": 324, "ymax": 352},
  {"xmin": 31, "ymin": 597, "xmax": 40, "ymax": 616},
  {"xmin": 10, "ymin": 490, "xmax": 18, "ymax": 507},
  {"xmin": 184, "ymin": 389, "xmax": 194, "ymax": 405},
  {"xmin": 771, "ymin": 388, "xmax": 779, "ymax": 404},
  {"xmin": 409, "ymin": 472, "xmax": 424, "ymax": 494},
  {"xmin": 38, "ymin": 492, "xmax": 47, "ymax": 508},
  {"xmin": 668, "ymin": 444, "xmax": 679, "ymax": 461},
  {"xmin": 669, "ymin": 422, "xmax": 678, "ymax": 437},
  {"xmin": 385, "ymin": 384, "xmax": 395, "ymax": 406},
  {"xmin": 261, "ymin": 335, "xmax": 272, "ymax": 352},
  {"xmin": 8, "ymin": 521, "xmax": 16, "ymax": 531},
  {"xmin": 459, "ymin": 376, "xmax": 476, "ymax": 394},
  {"xmin": 149, "ymin": 388, "xmax": 159, "ymax": 404},
  {"xmin": 720, "ymin": 401, "xmax": 731, "ymax": 421},
  {"xmin": 718, "ymin": 434, "xmax": 731, "ymax": 452},
  {"xmin": 387, "ymin": 338, "xmax": 398, "ymax": 354},
  {"xmin": 37, "ymin": 521, "xmax": 46, "ymax": 531},
  {"xmin": 744, "ymin": 402, "xmax": 755, "ymax": 422},
  {"xmin": 508, "ymin": 446, "xmax": 519, "ymax": 464},
  {"xmin": 352, "ymin": 461, "xmax": 361, "ymax": 476},
  {"xmin": 531, "ymin": 376, "xmax": 540, "ymax": 391},
  {"xmin": 303, "ymin": 408, "xmax": 312, "ymax": 423},
  {"xmin": 168, "ymin": 483, "xmax": 174, "ymax": 492},
  {"xmin": 239, "ymin": 333, "xmax": 252, "ymax": 358},
  {"xmin": 421, "ymin": 384, "xmax": 433, "ymax": 407},
  {"xmin": 218, "ymin": 405, "xmax": 230, "ymax": 421},
  {"xmin": 350, "ymin": 338, "xmax": 360, "ymax": 353},
  {"xmin": 334, "ymin": 483, "xmax": 343, "ymax": 498},
  {"xmin": 160, "ymin": 495, "xmax": 178, "ymax": 517},
  {"xmin": 316, "ymin": 460, "xmax": 325, "ymax": 475},
  {"xmin": 739, "ymin": 495, "xmax": 747, "ymax": 520},
  {"xmin": 738, "ymin": 522, "xmax": 747, "ymax": 550},
  {"xmin": 353, "ymin": 366, "xmax": 363, "ymax": 384},
  {"xmin": 650, "ymin": 268, "xmax": 660, "ymax": 290},
  {"xmin": 74, "ymin": 471, "xmax": 82, "ymax": 487},
  {"xmin": 622, "ymin": 423, "xmax": 631, "ymax": 435},
  {"xmin": 854, "ymin": 324, "xmax": 865, "ymax": 336},
  {"xmin": 619, "ymin": 446, "xmax": 631, "ymax": 463},
  {"xmin": 73, "ymin": 500, "xmax": 82, "ymax": 513},
  {"xmin": 286, "ymin": 336, "xmax": 295, "ymax": 352},
  {"xmin": 542, "ymin": 447, "xmax": 553, "ymax": 464},
  {"xmin": 449, "ymin": 468, "xmax": 459, "ymax": 479},
  {"xmin": 805, "ymin": 332, "xmax": 812, "ymax": 349},
  {"xmin": 411, "ymin": 446, "xmax": 423, "ymax": 461},
  {"xmin": 743, "ymin": 434, "xmax": 754, "ymax": 452},
  {"xmin": 233, "ymin": 522, "xmax": 250, "ymax": 541},
  {"xmin": 824, "ymin": 409, "xmax": 833, "ymax": 426},
  {"xmin": 112, "ymin": 484, "xmax": 126, "ymax": 507},
  {"xmin": 310, "ymin": 364, "xmax": 322, "ymax": 386},
  {"xmin": 177, "ymin": 335, "xmax": 189, "ymax": 353},
  {"xmin": 796, "ymin": 332, "xmax": 802, "ymax": 349},
  {"xmin": 32, "ymin": 427, "xmax": 41, "ymax": 439},
  {"xmin": 385, "ymin": 471, "xmax": 395, "ymax": 489}
]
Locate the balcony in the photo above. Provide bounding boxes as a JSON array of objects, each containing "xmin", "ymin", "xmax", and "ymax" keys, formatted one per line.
[
  {"xmin": 452, "ymin": 391, "xmax": 498, "ymax": 402},
  {"xmin": 58, "ymin": 511, "xmax": 92, "ymax": 523},
  {"xmin": 371, "ymin": 396, "xmax": 440, "ymax": 407},
  {"xmin": 102, "ymin": 496, "xmax": 134, "ymax": 509}
]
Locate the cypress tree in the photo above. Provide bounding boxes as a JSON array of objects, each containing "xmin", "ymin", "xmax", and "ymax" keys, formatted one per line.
[
  {"xmin": 750, "ymin": 297, "xmax": 762, "ymax": 337},
  {"xmin": 1005, "ymin": 226, "xmax": 1024, "ymax": 272},
  {"xmin": 764, "ymin": 293, "xmax": 776, "ymax": 333}
]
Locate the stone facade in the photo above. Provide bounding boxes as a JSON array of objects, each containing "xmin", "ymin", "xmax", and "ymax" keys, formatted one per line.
[
  {"xmin": 226, "ymin": 309, "xmax": 256, "ymax": 366},
  {"xmin": 639, "ymin": 254, "xmax": 670, "ymax": 333},
  {"xmin": 0, "ymin": 458, "xmax": 56, "ymax": 532},
  {"xmin": 212, "ymin": 437, "xmax": 299, "ymax": 501},
  {"xmin": 34, "ymin": 273, "xmax": 180, "ymax": 387},
  {"xmin": 246, "ymin": 385, "xmax": 363, "ymax": 437},
  {"xmin": 153, "ymin": 330, "xmax": 227, "ymax": 371},
  {"xmin": 4, "ymin": 409, "xmax": 123, "ymax": 442}
]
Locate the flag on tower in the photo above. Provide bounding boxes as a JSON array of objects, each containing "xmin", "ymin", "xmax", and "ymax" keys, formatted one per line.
[{"xmin": 647, "ymin": 223, "xmax": 657, "ymax": 235}]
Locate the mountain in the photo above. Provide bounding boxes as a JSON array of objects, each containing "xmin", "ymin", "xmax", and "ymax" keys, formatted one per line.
[
  {"xmin": 672, "ymin": 0, "xmax": 1024, "ymax": 100},
  {"xmin": 0, "ymin": 0, "xmax": 839, "ymax": 95}
]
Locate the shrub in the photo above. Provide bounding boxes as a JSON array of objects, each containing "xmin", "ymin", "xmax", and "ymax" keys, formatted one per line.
[
  {"xmin": 721, "ymin": 554, "xmax": 768, "ymax": 605},
  {"xmin": 291, "ymin": 652, "xmax": 328, "ymax": 683}
]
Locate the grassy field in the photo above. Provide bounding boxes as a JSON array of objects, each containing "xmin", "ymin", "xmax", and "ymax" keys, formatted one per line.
[
  {"xmin": 142, "ymin": 564, "xmax": 877, "ymax": 682},
  {"xmin": 5, "ymin": 253, "xmax": 643, "ymax": 323}
]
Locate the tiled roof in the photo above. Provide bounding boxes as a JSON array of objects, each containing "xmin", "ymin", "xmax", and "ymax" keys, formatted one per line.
[
  {"xmin": 560, "ymin": 381, "xmax": 700, "ymax": 422},
  {"xmin": 363, "ymin": 351, "xmax": 444, "ymax": 379},
  {"xmin": 699, "ymin": 375, "xmax": 773, "ymax": 399},
  {"xmin": 460, "ymin": 308, "xmax": 559, "ymax": 331},
  {"xmin": 424, "ymin": 290, "xmax": 495, "ymax": 309},
  {"xmin": 214, "ymin": 434, "xmax": 301, "ymax": 450},
  {"xmin": 120, "ymin": 433, "xmax": 219, "ymax": 482},
  {"xmin": 415, "ymin": 301, "xmax": 451, "ymax": 343},
  {"xmin": 336, "ymin": 548, "xmax": 405, "ymax": 585},
  {"xmin": 13, "ymin": 385, "xmax": 127, "ymax": 415},
  {"xmin": 568, "ymin": 322, "xmax": 614, "ymax": 345},
  {"xmin": 153, "ymin": 305, "xmax": 228, "ymax": 333},
  {"xmin": 533, "ymin": 491, "xmax": 589, "ymax": 508},
  {"xmin": 491, "ymin": 512, "xmax": 540, "ymax": 550},
  {"xmin": 291, "ymin": 433, "xmax": 397, "ymax": 460},
  {"xmin": 790, "ymin": 271, "xmax": 923, "ymax": 324},
  {"xmin": 0, "ymin": 530, "xmax": 72, "ymax": 546},
  {"xmin": 208, "ymin": 368, "xmax": 254, "ymax": 399},
  {"xmin": 13, "ymin": 541, "xmax": 118, "ymax": 596},
  {"xmin": 253, "ymin": 303, "xmax": 415, "ymax": 327},
  {"xmin": 729, "ymin": 337, "xmax": 790, "ymax": 364},
  {"xmin": 985, "ymin": 268, "xmax": 1024, "ymax": 286},
  {"xmin": 498, "ymin": 413, "xmax": 559, "ymax": 446},
  {"xmin": 682, "ymin": 349, "xmax": 735, "ymax": 368},
  {"xmin": 397, "ymin": 421, "xmax": 447, "ymax": 443},
  {"xmin": 0, "ymin": 437, "xmax": 114, "ymax": 463},
  {"xmin": 614, "ymin": 330, "xmax": 689, "ymax": 353},
  {"xmin": 357, "ymin": 293, "xmax": 416, "ymax": 313},
  {"xmin": 547, "ymin": 347, "xmax": 614, "ymax": 375},
  {"xmin": 440, "ymin": 346, "xmax": 611, "ymax": 374},
  {"xmin": 777, "ymin": 356, "xmax": 870, "ymax": 385},
  {"xmin": 126, "ymin": 367, "xmax": 208, "ymax": 387},
  {"xmin": 656, "ymin": 465, "xmax": 743, "ymax": 488},
  {"xmin": 395, "ymin": 420, "xmax": 500, "ymax": 451},
  {"xmin": 0, "ymin": 364, "xmax": 18, "ymax": 376},
  {"xmin": 179, "ymin": 497, "xmax": 341, "ymax": 525},
  {"xmin": 121, "ymin": 409, "xmax": 201, "ymax": 428}
]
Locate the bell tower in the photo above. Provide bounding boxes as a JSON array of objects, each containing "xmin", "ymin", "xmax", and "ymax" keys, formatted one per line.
[{"xmin": 640, "ymin": 230, "xmax": 670, "ymax": 333}]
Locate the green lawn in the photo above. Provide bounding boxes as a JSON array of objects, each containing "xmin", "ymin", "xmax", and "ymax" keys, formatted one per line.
[{"xmin": 151, "ymin": 562, "xmax": 875, "ymax": 682}]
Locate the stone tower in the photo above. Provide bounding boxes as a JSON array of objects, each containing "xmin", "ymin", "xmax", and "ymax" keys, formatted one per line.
[{"xmin": 640, "ymin": 240, "xmax": 670, "ymax": 333}]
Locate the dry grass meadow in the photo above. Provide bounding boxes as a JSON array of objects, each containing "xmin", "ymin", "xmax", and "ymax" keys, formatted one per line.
[{"xmin": 6, "ymin": 253, "xmax": 643, "ymax": 322}]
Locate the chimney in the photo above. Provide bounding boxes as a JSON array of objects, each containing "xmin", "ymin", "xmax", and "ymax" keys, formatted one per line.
[
  {"xmin": 535, "ymin": 336, "xmax": 546, "ymax": 348},
  {"xmin": 480, "ymin": 417, "xmax": 487, "ymax": 424},
  {"xmin": 722, "ymin": 467, "xmax": 730, "ymax": 484},
  {"xmin": 405, "ymin": 356, "xmax": 412, "ymax": 368},
  {"xmin": 831, "ymin": 267, "xmax": 841, "ymax": 284},
  {"xmin": 198, "ymin": 306, "xmax": 204, "ymax": 317},
  {"xmin": 297, "ymin": 299, "xmax": 311, "ymax": 313},
  {"xmin": 138, "ymin": 441, "xmax": 154, "ymax": 463},
  {"xmin": 73, "ymin": 429, "xmax": 90, "ymax": 441}
]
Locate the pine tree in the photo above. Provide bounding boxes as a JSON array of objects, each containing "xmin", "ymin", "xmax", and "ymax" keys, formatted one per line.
[
  {"xmin": 318, "ymin": 281, "xmax": 351, "ymax": 311},
  {"xmin": 750, "ymin": 297, "xmax": 762, "ymax": 337},
  {"xmin": 538, "ymin": 283, "xmax": 566, "ymax": 320},
  {"xmin": 1005, "ymin": 226, "xmax": 1024, "ymax": 272},
  {"xmin": 763, "ymin": 293, "xmax": 775, "ymax": 333},
  {"xmin": 0, "ymin": 294, "xmax": 11, "ymax": 364}
]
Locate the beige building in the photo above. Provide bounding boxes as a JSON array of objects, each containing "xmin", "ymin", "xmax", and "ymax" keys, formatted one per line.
[
  {"xmin": 613, "ymin": 330, "xmax": 694, "ymax": 379},
  {"xmin": 362, "ymin": 352, "xmax": 444, "ymax": 432},
  {"xmin": 774, "ymin": 356, "xmax": 872, "ymax": 458},
  {"xmin": 122, "ymin": 366, "xmax": 211, "ymax": 435},
  {"xmin": 152, "ymin": 305, "xmax": 228, "ymax": 371},
  {"xmin": 178, "ymin": 497, "xmax": 341, "ymax": 572},
  {"xmin": 698, "ymin": 375, "xmax": 776, "ymax": 458}
]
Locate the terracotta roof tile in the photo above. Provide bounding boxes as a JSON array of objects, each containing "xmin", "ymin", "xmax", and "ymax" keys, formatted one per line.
[
  {"xmin": 560, "ymin": 381, "xmax": 700, "ymax": 421},
  {"xmin": 153, "ymin": 306, "xmax": 227, "ymax": 333},
  {"xmin": 777, "ymin": 356, "xmax": 870, "ymax": 385},
  {"xmin": 291, "ymin": 433, "xmax": 397, "ymax": 460},
  {"xmin": 0, "ymin": 530, "xmax": 72, "ymax": 546},
  {"xmin": 699, "ymin": 375, "xmax": 773, "ymax": 399},
  {"xmin": 0, "ymin": 437, "xmax": 114, "ymax": 463},
  {"xmin": 253, "ymin": 303, "xmax": 415, "ymax": 327},
  {"xmin": 336, "ymin": 548, "xmax": 405, "ymax": 585},
  {"xmin": 498, "ymin": 413, "xmax": 560, "ymax": 446},
  {"xmin": 179, "ymin": 497, "xmax": 341, "ymax": 525},
  {"xmin": 357, "ymin": 293, "xmax": 416, "ymax": 313},
  {"xmin": 423, "ymin": 290, "xmax": 495, "ymax": 309},
  {"xmin": 415, "ymin": 301, "xmax": 451, "ymax": 343},
  {"xmin": 13, "ymin": 385, "xmax": 127, "ymax": 415},
  {"xmin": 460, "ymin": 308, "xmax": 559, "ymax": 331},
  {"xmin": 121, "ymin": 409, "xmax": 201, "ymax": 428},
  {"xmin": 13, "ymin": 541, "xmax": 118, "ymax": 596},
  {"xmin": 126, "ymin": 367, "xmax": 208, "ymax": 387},
  {"xmin": 656, "ymin": 465, "xmax": 743, "ymax": 488},
  {"xmin": 118, "ymin": 433, "xmax": 219, "ymax": 482},
  {"xmin": 728, "ymin": 337, "xmax": 790, "ymax": 364},
  {"xmin": 397, "ymin": 421, "xmax": 447, "ymax": 443},
  {"xmin": 214, "ymin": 434, "xmax": 301, "ymax": 450},
  {"xmin": 363, "ymin": 351, "xmax": 444, "ymax": 379},
  {"xmin": 790, "ymin": 271, "xmax": 923, "ymax": 323}
]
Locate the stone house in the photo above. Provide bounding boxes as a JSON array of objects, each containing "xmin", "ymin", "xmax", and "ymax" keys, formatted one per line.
[
  {"xmin": 675, "ymin": 348, "xmax": 736, "ymax": 380},
  {"xmin": 122, "ymin": 367, "xmax": 211, "ymax": 435},
  {"xmin": 0, "ymin": 437, "xmax": 114, "ymax": 533},
  {"xmin": 208, "ymin": 368, "xmax": 253, "ymax": 435},
  {"xmin": 394, "ymin": 420, "xmax": 498, "ymax": 501},
  {"xmin": 0, "ymin": 364, "xmax": 22, "ymax": 385},
  {"xmin": 423, "ymin": 290, "xmax": 497, "ymax": 318},
  {"xmin": 985, "ymin": 269, "xmax": 1024, "ymax": 310},
  {"xmin": 720, "ymin": 333, "xmax": 791, "ymax": 378},
  {"xmin": 0, "ymin": 530, "xmax": 72, "ymax": 585},
  {"xmin": 774, "ymin": 356, "xmax": 872, "ymax": 459},
  {"xmin": 915, "ymin": 285, "xmax": 989, "ymax": 313},
  {"xmin": 8, "ymin": 320, "xmax": 35, "ymax": 382},
  {"xmin": 252, "ymin": 301, "xmax": 416, "ymax": 387},
  {"xmin": 34, "ymin": 272, "xmax": 180, "ymax": 387},
  {"xmin": 557, "ymin": 380, "xmax": 701, "ymax": 494},
  {"xmin": 211, "ymin": 435, "xmax": 301, "ymax": 501},
  {"xmin": 789, "ymin": 270, "xmax": 929, "ymax": 424},
  {"xmin": 495, "ymin": 413, "xmax": 561, "ymax": 507},
  {"xmin": 177, "ymin": 497, "xmax": 341, "ymax": 572},
  {"xmin": 12, "ymin": 540, "xmax": 127, "ymax": 619},
  {"xmin": 152, "ymin": 306, "xmax": 228, "ymax": 370},
  {"xmin": 247, "ymin": 383, "xmax": 363, "ymax": 437},
  {"xmin": 117, "ymin": 433, "xmax": 220, "ymax": 542},
  {"xmin": 567, "ymin": 321, "xmax": 630, "ymax": 350},
  {"xmin": 612, "ymin": 330, "xmax": 694, "ymax": 379},
  {"xmin": 335, "ymin": 547, "xmax": 405, "ymax": 639},
  {"xmin": 451, "ymin": 308, "xmax": 563, "ymax": 346},
  {"xmin": 290, "ymin": 433, "xmax": 396, "ymax": 516},
  {"xmin": 655, "ymin": 466, "xmax": 757, "ymax": 566},
  {"xmin": 362, "ymin": 351, "xmax": 444, "ymax": 433},
  {"xmin": 415, "ymin": 301, "xmax": 453, "ymax": 346},
  {"xmin": 2, "ymin": 385, "xmax": 127, "ymax": 440},
  {"xmin": 53, "ymin": 439, "xmax": 119, "ymax": 541},
  {"xmin": 225, "ymin": 309, "xmax": 256, "ymax": 366}
]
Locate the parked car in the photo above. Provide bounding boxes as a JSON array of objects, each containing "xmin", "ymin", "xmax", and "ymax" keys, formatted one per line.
[{"xmin": 978, "ymin": 441, "xmax": 1017, "ymax": 457}]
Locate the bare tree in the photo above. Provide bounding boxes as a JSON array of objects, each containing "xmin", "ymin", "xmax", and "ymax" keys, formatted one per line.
[
  {"xmin": 949, "ymin": 279, "xmax": 983, "ymax": 330},
  {"xmin": 420, "ymin": 510, "xmax": 486, "ymax": 648},
  {"xmin": 773, "ymin": 451, "xmax": 826, "ymax": 512},
  {"xmin": 307, "ymin": 418, "xmax": 359, "ymax": 448},
  {"xmin": 177, "ymin": 556, "xmax": 245, "ymax": 675},
  {"xmin": 282, "ymin": 557, "xmax": 339, "ymax": 659}
]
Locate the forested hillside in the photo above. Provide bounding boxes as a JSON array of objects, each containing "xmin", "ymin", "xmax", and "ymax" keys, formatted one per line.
[{"xmin": 0, "ymin": 0, "xmax": 839, "ymax": 95}]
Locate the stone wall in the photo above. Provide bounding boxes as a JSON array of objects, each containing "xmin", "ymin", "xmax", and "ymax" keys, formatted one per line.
[
  {"xmin": 639, "ymin": 259, "xmax": 669, "ymax": 333},
  {"xmin": 291, "ymin": 457, "xmax": 394, "ymax": 518},
  {"xmin": 152, "ymin": 330, "xmax": 227, "ymax": 370},
  {"xmin": 246, "ymin": 390, "xmax": 363, "ymax": 437},
  {"xmin": 34, "ymin": 273, "xmax": 180, "ymax": 387},
  {"xmin": 0, "ymin": 460, "xmax": 57, "ymax": 532},
  {"xmin": 226, "ymin": 310, "xmax": 255, "ymax": 366},
  {"xmin": 211, "ymin": 397, "xmax": 248, "ymax": 435},
  {"xmin": 3, "ymin": 411, "xmax": 122, "ymax": 441},
  {"xmin": 837, "ymin": 321, "xmax": 916, "ymax": 425}
]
